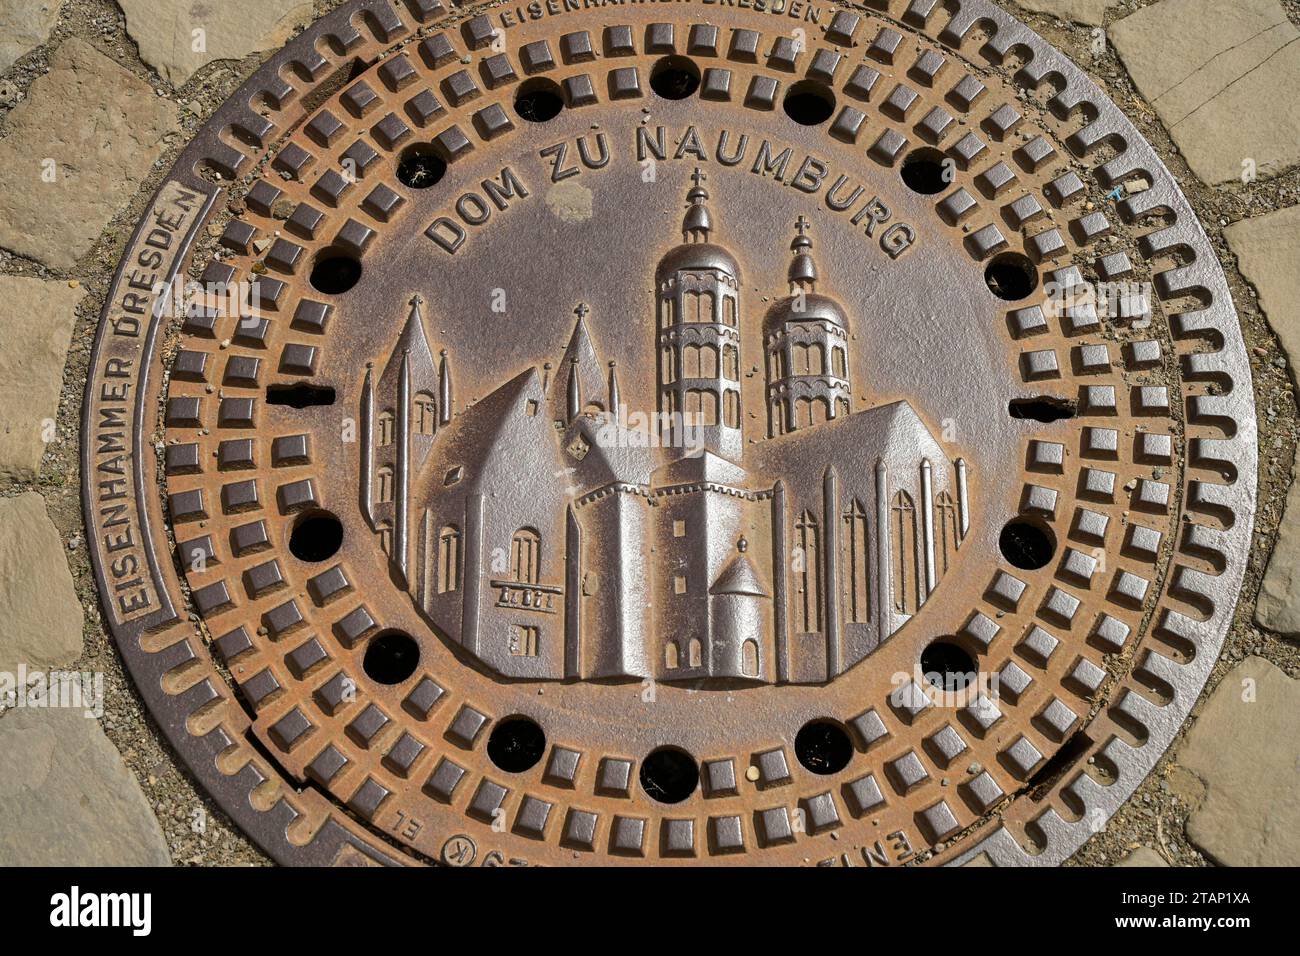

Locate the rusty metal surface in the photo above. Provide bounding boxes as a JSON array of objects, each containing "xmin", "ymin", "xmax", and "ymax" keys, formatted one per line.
[{"xmin": 81, "ymin": 0, "xmax": 1257, "ymax": 866}]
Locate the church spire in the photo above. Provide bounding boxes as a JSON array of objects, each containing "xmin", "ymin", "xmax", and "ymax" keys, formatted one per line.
[
  {"xmin": 788, "ymin": 215, "xmax": 817, "ymax": 291},
  {"xmin": 682, "ymin": 166, "xmax": 713, "ymax": 242}
]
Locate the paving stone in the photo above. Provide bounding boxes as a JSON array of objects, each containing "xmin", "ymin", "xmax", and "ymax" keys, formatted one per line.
[
  {"xmin": 1114, "ymin": 847, "xmax": 1169, "ymax": 867},
  {"xmin": 0, "ymin": 38, "xmax": 179, "ymax": 271},
  {"xmin": 1016, "ymin": 0, "xmax": 1112, "ymax": 25},
  {"xmin": 1177, "ymin": 657, "xmax": 1299, "ymax": 867},
  {"xmin": 1224, "ymin": 206, "xmax": 1300, "ymax": 633},
  {"xmin": 1110, "ymin": 0, "xmax": 1300, "ymax": 184},
  {"xmin": 0, "ymin": 0, "xmax": 61, "ymax": 73},
  {"xmin": 0, "ymin": 277, "xmax": 85, "ymax": 479},
  {"xmin": 0, "ymin": 691, "xmax": 172, "ymax": 866},
  {"xmin": 0, "ymin": 493, "xmax": 84, "ymax": 674},
  {"xmin": 1256, "ymin": 447, "xmax": 1300, "ymax": 634},
  {"xmin": 119, "ymin": 0, "xmax": 314, "ymax": 87}
]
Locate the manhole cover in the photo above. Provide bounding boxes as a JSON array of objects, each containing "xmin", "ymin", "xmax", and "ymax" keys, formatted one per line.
[{"xmin": 83, "ymin": 0, "xmax": 1256, "ymax": 866}]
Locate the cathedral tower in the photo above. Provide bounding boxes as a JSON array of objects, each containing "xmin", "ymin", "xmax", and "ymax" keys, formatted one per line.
[
  {"xmin": 655, "ymin": 169, "xmax": 743, "ymax": 462},
  {"xmin": 764, "ymin": 218, "xmax": 853, "ymax": 437}
]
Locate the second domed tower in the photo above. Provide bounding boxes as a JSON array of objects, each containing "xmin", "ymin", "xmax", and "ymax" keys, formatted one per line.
[
  {"xmin": 655, "ymin": 169, "xmax": 743, "ymax": 461},
  {"xmin": 764, "ymin": 218, "xmax": 852, "ymax": 437}
]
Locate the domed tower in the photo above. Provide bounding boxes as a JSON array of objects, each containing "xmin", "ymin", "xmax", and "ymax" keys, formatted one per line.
[
  {"xmin": 764, "ymin": 218, "xmax": 852, "ymax": 437},
  {"xmin": 655, "ymin": 168, "xmax": 743, "ymax": 462}
]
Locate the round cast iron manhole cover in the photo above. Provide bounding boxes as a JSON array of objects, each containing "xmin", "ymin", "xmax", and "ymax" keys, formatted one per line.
[{"xmin": 82, "ymin": 0, "xmax": 1257, "ymax": 866}]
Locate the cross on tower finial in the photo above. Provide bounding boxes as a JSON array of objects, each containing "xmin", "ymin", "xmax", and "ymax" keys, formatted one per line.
[
  {"xmin": 691, "ymin": 167, "xmax": 707, "ymax": 188},
  {"xmin": 574, "ymin": 302, "xmax": 590, "ymax": 321},
  {"xmin": 795, "ymin": 215, "xmax": 811, "ymax": 238},
  {"xmin": 410, "ymin": 292, "xmax": 424, "ymax": 306}
]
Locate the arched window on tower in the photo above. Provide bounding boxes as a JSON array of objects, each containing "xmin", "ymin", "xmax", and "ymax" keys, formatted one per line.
[
  {"xmin": 661, "ymin": 346, "xmax": 675, "ymax": 384},
  {"xmin": 510, "ymin": 528, "xmax": 541, "ymax": 585},
  {"xmin": 793, "ymin": 343, "xmax": 810, "ymax": 375},
  {"xmin": 796, "ymin": 397, "xmax": 813, "ymax": 428},
  {"xmin": 809, "ymin": 343, "xmax": 825, "ymax": 375},
  {"xmin": 891, "ymin": 491, "xmax": 919, "ymax": 615},
  {"xmin": 665, "ymin": 642, "xmax": 679, "ymax": 669},
  {"xmin": 699, "ymin": 291, "xmax": 715, "ymax": 324},
  {"xmin": 841, "ymin": 499, "xmax": 870, "ymax": 624},
  {"xmin": 685, "ymin": 291, "xmax": 701, "ymax": 323},
  {"xmin": 723, "ymin": 389, "xmax": 740, "ymax": 428},
  {"xmin": 742, "ymin": 640, "xmax": 759, "ymax": 678},
  {"xmin": 795, "ymin": 510, "xmax": 822, "ymax": 634},
  {"xmin": 723, "ymin": 345, "xmax": 738, "ymax": 381},
  {"xmin": 378, "ymin": 410, "xmax": 395, "ymax": 446},
  {"xmin": 414, "ymin": 392, "xmax": 437, "ymax": 436},
  {"xmin": 683, "ymin": 344, "xmax": 701, "ymax": 378},
  {"xmin": 935, "ymin": 491, "xmax": 960, "ymax": 575},
  {"xmin": 832, "ymin": 346, "xmax": 847, "ymax": 378},
  {"xmin": 699, "ymin": 344, "xmax": 718, "ymax": 378},
  {"xmin": 722, "ymin": 295, "xmax": 736, "ymax": 326},
  {"xmin": 437, "ymin": 525, "xmax": 461, "ymax": 593},
  {"xmin": 660, "ymin": 296, "xmax": 672, "ymax": 329},
  {"xmin": 377, "ymin": 466, "xmax": 394, "ymax": 504},
  {"xmin": 688, "ymin": 638, "xmax": 702, "ymax": 668},
  {"xmin": 686, "ymin": 389, "xmax": 718, "ymax": 427}
]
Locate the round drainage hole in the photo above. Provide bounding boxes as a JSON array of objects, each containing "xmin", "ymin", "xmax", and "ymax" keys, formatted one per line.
[
  {"xmin": 396, "ymin": 147, "xmax": 447, "ymax": 189},
  {"xmin": 999, "ymin": 518, "xmax": 1056, "ymax": 570},
  {"xmin": 362, "ymin": 631, "xmax": 421, "ymax": 685},
  {"xmin": 487, "ymin": 717, "xmax": 547, "ymax": 773},
  {"xmin": 649, "ymin": 56, "xmax": 701, "ymax": 100},
  {"xmin": 288, "ymin": 510, "xmax": 343, "ymax": 562},
  {"xmin": 901, "ymin": 148, "xmax": 951, "ymax": 195},
  {"xmin": 920, "ymin": 639, "xmax": 977, "ymax": 692},
  {"xmin": 783, "ymin": 79, "xmax": 836, "ymax": 126},
  {"xmin": 640, "ymin": 747, "xmax": 699, "ymax": 803},
  {"xmin": 794, "ymin": 720, "xmax": 853, "ymax": 775},
  {"xmin": 309, "ymin": 252, "xmax": 362, "ymax": 295},
  {"xmin": 984, "ymin": 252, "xmax": 1039, "ymax": 300},
  {"xmin": 514, "ymin": 77, "xmax": 565, "ymax": 122}
]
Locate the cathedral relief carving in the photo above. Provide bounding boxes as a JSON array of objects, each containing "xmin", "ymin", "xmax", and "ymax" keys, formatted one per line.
[{"xmin": 361, "ymin": 169, "xmax": 971, "ymax": 686}]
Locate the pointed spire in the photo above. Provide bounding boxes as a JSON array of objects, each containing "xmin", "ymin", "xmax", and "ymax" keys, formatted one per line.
[
  {"xmin": 607, "ymin": 360, "xmax": 620, "ymax": 417},
  {"xmin": 438, "ymin": 348, "xmax": 452, "ymax": 425},
  {"xmin": 789, "ymin": 215, "xmax": 817, "ymax": 290},
  {"xmin": 682, "ymin": 166, "xmax": 713, "ymax": 242}
]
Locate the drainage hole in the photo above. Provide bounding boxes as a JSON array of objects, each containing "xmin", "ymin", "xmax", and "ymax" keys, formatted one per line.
[
  {"xmin": 487, "ymin": 716, "xmax": 547, "ymax": 773},
  {"xmin": 920, "ymin": 639, "xmax": 977, "ymax": 692},
  {"xmin": 794, "ymin": 719, "xmax": 853, "ymax": 775},
  {"xmin": 362, "ymin": 630, "xmax": 420, "ymax": 685},
  {"xmin": 782, "ymin": 79, "xmax": 836, "ymax": 125},
  {"xmin": 396, "ymin": 146, "xmax": 447, "ymax": 189},
  {"xmin": 1008, "ymin": 397, "xmax": 1076, "ymax": 423},
  {"xmin": 514, "ymin": 77, "xmax": 565, "ymax": 122},
  {"xmin": 309, "ymin": 251, "xmax": 362, "ymax": 295},
  {"xmin": 900, "ymin": 148, "xmax": 950, "ymax": 195},
  {"xmin": 649, "ymin": 56, "xmax": 701, "ymax": 100},
  {"xmin": 999, "ymin": 518, "xmax": 1056, "ymax": 570},
  {"xmin": 288, "ymin": 510, "xmax": 343, "ymax": 562},
  {"xmin": 639, "ymin": 747, "xmax": 699, "ymax": 803},
  {"xmin": 984, "ymin": 251, "xmax": 1039, "ymax": 300},
  {"xmin": 266, "ymin": 383, "xmax": 335, "ymax": 408}
]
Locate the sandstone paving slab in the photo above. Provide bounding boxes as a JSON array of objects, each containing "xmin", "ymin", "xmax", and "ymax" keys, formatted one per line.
[
  {"xmin": 119, "ymin": 0, "xmax": 313, "ymax": 88},
  {"xmin": 0, "ymin": 0, "xmax": 61, "ymax": 73},
  {"xmin": 1224, "ymin": 205, "xmax": 1300, "ymax": 634},
  {"xmin": 0, "ymin": 693, "xmax": 171, "ymax": 866},
  {"xmin": 0, "ymin": 493, "xmax": 84, "ymax": 674},
  {"xmin": 0, "ymin": 277, "xmax": 85, "ymax": 479},
  {"xmin": 1110, "ymin": 0, "xmax": 1300, "ymax": 184},
  {"xmin": 1177, "ymin": 657, "xmax": 1299, "ymax": 867},
  {"xmin": 1016, "ymin": 0, "xmax": 1113, "ymax": 26},
  {"xmin": 0, "ymin": 37, "xmax": 179, "ymax": 271}
]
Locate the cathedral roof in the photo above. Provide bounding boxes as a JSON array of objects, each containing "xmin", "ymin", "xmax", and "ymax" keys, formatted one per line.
[{"xmin": 762, "ymin": 291, "xmax": 850, "ymax": 334}]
